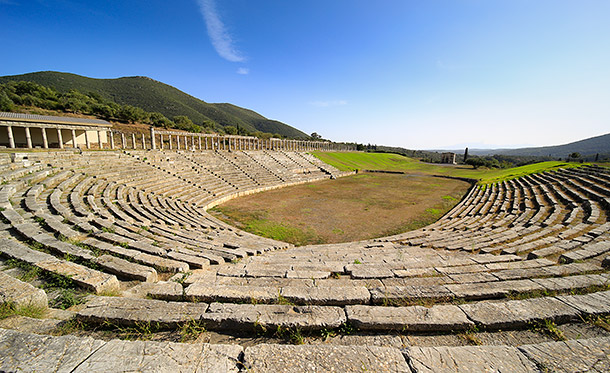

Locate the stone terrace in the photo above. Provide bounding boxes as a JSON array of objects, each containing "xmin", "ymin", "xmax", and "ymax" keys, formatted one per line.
[{"xmin": 0, "ymin": 149, "xmax": 609, "ymax": 372}]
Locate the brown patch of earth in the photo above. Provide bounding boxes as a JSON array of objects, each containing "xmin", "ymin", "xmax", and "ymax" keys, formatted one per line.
[{"xmin": 209, "ymin": 172, "xmax": 471, "ymax": 246}]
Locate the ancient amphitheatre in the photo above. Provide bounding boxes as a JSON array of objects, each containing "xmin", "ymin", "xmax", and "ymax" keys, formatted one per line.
[{"xmin": 0, "ymin": 113, "xmax": 609, "ymax": 372}]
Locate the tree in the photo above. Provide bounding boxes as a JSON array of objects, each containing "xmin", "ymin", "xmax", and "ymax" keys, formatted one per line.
[
  {"xmin": 463, "ymin": 147, "xmax": 469, "ymax": 163},
  {"xmin": 173, "ymin": 115, "xmax": 194, "ymax": 130},
  {"xmin": 224, "ymin": 126, "xmax": 238, "ymax": 135},
  {"xmin": 0, "ymin": 91, "xmax": 15, "ymax": 111},
  {"xmin": 311, "ymin": 132, "xmax": 322, "ymax": 140},
  {"xmin": 568, "ymin": 152, "xmax": 581, "ymax": 161}
]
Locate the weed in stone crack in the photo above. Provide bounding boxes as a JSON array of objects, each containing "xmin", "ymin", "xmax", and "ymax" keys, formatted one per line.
[
  {"xmin": 0, "ymin": 302, "xmax": 47, "ymax": 320},
  {"xmin": 51, "ymin": 289, "xmax": 86, "ymax": 310},
  {"xmin": 172, "ymin": 271, "xmax": 192, "ymax": 286},
  {"xmin": 320, "ymin": 328, "xmax": 336, "ymax": 341},
  {"xmin": 353, "ymin": 259, "xmax": 362, "ymax": 264},
  {"xmin": 180, "ymin": 319, "xmax": 206, "ymax": 342},
  {"xmin": 458, "ymin": 325, "xmax": 482, "ymax": 346},
  {"xmin": 529, "ymin": 320, "xmax": 566, "ymax": 341},
  {"xmin": 338, "ymin": 322, "xmax": 355, "ymax": 335},
  {"xmin": 50, "ymin": 318, "xmax": 86, "ymax": 336},
  {"xmin": 276, "ymin": 292, "xmax": 294, "ymax": 306},
  {"xmin": 582, "ymin": 314, "xmax": 610, "ymax": 332},
  {"xmin": 289, "ymin": 327, "xmax": 305, "ymax": 345}
]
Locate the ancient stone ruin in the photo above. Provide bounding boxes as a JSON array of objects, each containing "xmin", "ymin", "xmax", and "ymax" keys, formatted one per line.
[{"xmin": 0, "ymin": 117, "xmax": 609, "ymax": 371}]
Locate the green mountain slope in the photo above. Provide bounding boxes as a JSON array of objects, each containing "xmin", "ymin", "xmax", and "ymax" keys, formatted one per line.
[
  {"xmin": 0, "ymin": 71, "xmax": 309, "ymax": 138},
  {"xmin": 495, "ymin": 133, "xmax": 610, "ymax": 158}
]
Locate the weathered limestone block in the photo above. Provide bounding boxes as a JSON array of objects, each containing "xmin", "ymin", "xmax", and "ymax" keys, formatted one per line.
[
  {"xmin": 185, "ymin": 283, "xmax": 279, "ymax": 303},
  {"xmin": 146, "ymin": 281, "xmax": 183, "ymax": 301},
  {"xmin": 445, "ymin": 279, "xmax": 544, "ymax": 300},
  {"xmin": 519, "ymin": 337, "xmax": 610, "ymax": 372},
  {"xmin": 556, "ymin": 290, "xmax": 610, "ymax": 315},
  {"xmin": 0, "ymin": 271, "xmax": 47, "ymax": 309},
  {"xmin": 202, "ymin": 303, "xmax": 346, "ymax": 331},
  {"xmin": 76, "ymin": 296, "xmax": 208, "ymax": 328},
  {"xmin": 459, "ymin": 297, "xmax": 580, "ymax": 329},
  {"xmin": 285, "ymin": 270, "xmax": 330, "ymax": 279},
  {"xmin": 243, "ymin": 344, "xmax": 409, "ymax": 372},
  {"xmin": 73, "ymin": 339, "xmax": 242, "ymax": 373},
  {"xmin": 370, "ymin": 285, "xmax": 453, "ymax": 305},
  {"xmin": 0, "ymin": 328, "xmax": 105, "ymax": 373},
  {"xmin": 94, "ymin": 254, "xmax": 157, "ymax": 282},
  {"xmin": 349, "ymin": 266, "xmax": 395, "ymax": 279},
  {"xmin": 280, "ymin": 286, "xmax": 370, "ymax": 306},
  {"xmin": 405, "ymin": 345, "xmax": 538, "ymax": 373},
  {"xmin": 346, "ymin": 304, "xmax": 473, "ymax": 332},
  {"xmin": 38, "ymin": 259, "xmax": 120, "ymax": 294}
]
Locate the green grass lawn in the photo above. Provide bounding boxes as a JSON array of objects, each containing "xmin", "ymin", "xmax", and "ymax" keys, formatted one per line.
[{"xmin": 313, "ymin": 151, "xmax": 588, "ymax": 184}]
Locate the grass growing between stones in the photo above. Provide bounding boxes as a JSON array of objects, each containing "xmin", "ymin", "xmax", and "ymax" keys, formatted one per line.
[
  {"xmin": 0, "ymin": 302, "xmax": 47, "ymax": 320},
  {"xmin": 209, "ymin": 172, "xmax": 469, "ymax": 245}
]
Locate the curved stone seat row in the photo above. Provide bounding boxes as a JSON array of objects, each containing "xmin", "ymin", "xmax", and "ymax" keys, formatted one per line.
[
  {"xmin": 1, "ymin": 327, "xmax": 608, "ymax": 372},
  {"xmin": 0, "ymin": 150, "xmax": 343, "ymax": 295}
]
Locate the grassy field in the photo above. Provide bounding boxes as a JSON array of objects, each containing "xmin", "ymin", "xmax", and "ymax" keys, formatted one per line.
[
  {"xmin": 313, "ymin": 151, "xmax": 588, "ymax": 184},
  {"xmin": 209, "ymin": 172, "xmax": 470, "ymax": 246}
]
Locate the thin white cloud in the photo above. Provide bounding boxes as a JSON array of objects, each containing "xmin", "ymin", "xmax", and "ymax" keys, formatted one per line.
[
  {"xmin": 310, "ymin": 100, "xmax": 348, "ymax": 108},
  {"xmin": 197, "ymin": 0, "xmax": 245, "ymax": 62},
  {"xmin": 236, "ymin": 67, "xmax": 249, "ymax": 75}
]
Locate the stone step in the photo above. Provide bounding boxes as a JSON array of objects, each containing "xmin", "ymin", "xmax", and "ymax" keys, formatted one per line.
[
  {"xmin": 0, "ymin": 271, "xmax": 47, "ymax": 309},
  {"xmin": 0, "ymin": 238, "xmax": 119, "ymax": 294}
]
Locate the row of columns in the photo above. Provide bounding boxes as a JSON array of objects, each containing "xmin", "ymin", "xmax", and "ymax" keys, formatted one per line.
[
  {"xmin": 1, "ymin": 125, "xmax": 356, "ymax": 152},
  {"xmin": 150, "ymin": 128, "xmax": 355, "ymax": 152},
  {"xmin": 4, "ymin": 125, "xmax": 109, "ymax": 150}
]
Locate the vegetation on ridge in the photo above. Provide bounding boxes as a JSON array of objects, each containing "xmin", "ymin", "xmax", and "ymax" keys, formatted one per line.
[{"xmin": 0, "ymin": 71, "xmax": 309, "ymax": 138}]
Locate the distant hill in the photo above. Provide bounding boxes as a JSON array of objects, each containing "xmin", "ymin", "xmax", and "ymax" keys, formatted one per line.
[
  {"xmin": 491, "ymin": 133, "xmax": 610, "ymax": 158},
  {"xmin": 0, "ymin": 71, "xmax": 309, "ymax": 138}
]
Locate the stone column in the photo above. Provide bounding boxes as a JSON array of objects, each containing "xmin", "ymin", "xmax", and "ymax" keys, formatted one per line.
[
  {"xmin": 141, "ymin": 134, "xmax": 146, "ymax": 149},
  {"xmin": 70, "ymin": 129, "xmax": 76, "ymax": 148},
  {"xmin": 169, "ymin": 134, "xmax": 173, "ymax": 150},
  {"xmin": 85, "ymin": 131, "xmax": 91, "ymax": 149},
  {"xmin": 97, "ymin": 131, "xmax": 103, "ymax": 149},
  {"xmin": 109, "ymin": 131, "xmax": 115, "ymax": 149},
  {"xmin": 150, "ymin": 127, "xmax": 156, "ymax": 150},
  {"xmin": 57, "ymin": 128, "xmax": 64, "ymax": 149},
  {"xmin": 121, "ymin": 133, "xmax": 126, "ymax": 149},
  {"xmin": 198, "ymin": 136, "xmax": 202, "ymax": 150},
  {"xmin": 131, "ymin": 133, "xmax": 136, "ymax": 149},
  {"xmin": 24, "ymin": 127, "xmax": 32, "ymax": 148},
  {"xmin": 176, "ymin": 135, "xmax": 180, "ymax": 150},
  {"xmin": 184, "ymin": 136, "xmax": 187, "ymax": 150},
  {"xmin": 41, "ymin": 127, "xmax": 48, "ymax": 149},
  {"xmin": 159, "ymin": 134, "xmax": 163, "ymax": 150},
  {"xmin": 6, "ymin": 126, "xmax": 14, "ymax": 148}
]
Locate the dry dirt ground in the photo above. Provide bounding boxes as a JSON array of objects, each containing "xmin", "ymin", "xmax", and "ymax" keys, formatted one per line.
[{"xmin": 209, "ymin": 172, "xmax": 471, "ymax": 245}]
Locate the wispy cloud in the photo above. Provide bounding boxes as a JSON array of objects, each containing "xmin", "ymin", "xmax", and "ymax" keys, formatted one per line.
[
  {"xmin": 197, "ymin": 0, "xmax": 245, "ymax": 62},
  {"xmin": 310, "ymin": 100, "xmax": 348, "ymax": 108},
  {"xmin": 236, "ymin": 67, "xmax": 249, "ymax": 75}
]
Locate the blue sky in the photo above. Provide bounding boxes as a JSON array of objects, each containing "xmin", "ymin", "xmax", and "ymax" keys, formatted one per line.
[{"xmin": 2, "ymin": 0, "xmax": 609, "ymax": 149}]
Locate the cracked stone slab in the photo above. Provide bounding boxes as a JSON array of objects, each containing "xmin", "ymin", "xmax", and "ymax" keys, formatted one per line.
[
  {"xmin": 405, "ymin": 345, "xmax": 538, "ymax": 372},
  {"xmin": 243, "ymin": 344, "xmax": 409, "ymax": 372},
  {"xmin": 202, "ymin": 302, "xmax": 346, "ymax": 331},
  {"xmin": 0, "ymin": 328, "xmax": 105, "ymax": 373},
  {"xmin": 76, "ymin": 296, "xmax": 208, "ymax": 328},
  {"xmin": 73, "ymin": 339, "xmax": 242, "ymax": 373},
  {"xmin": 370, "ymin": 285, "xmax": 453, "ymax": 305},
  {"xmin": 445, "ymin": 279, "xmax": 544, "ymax": 300},
  {"xmin": 519, "ymin": 337, "xmax": 610, "ymax": 372},
  {"xmin": 280, "ymin": 286, "xmax": 370, "ymax": 306},
  {"xmin": 458, "ymin": 297, "xmax": 580, "ymax": 329},
  {"xmin": 0, "ymin": 271, "xmax": 47, "ymax": 308},
  {"xmin": 346, "ymin": 304, "xmax": 473, "ymax": 332},
  {"xmin": 555, "ymin": 290, "xmax": 610, "ymax": 315},
  {"xmin": 185, "ymin": 283, "xmax": 279, "ymax": 303}
]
